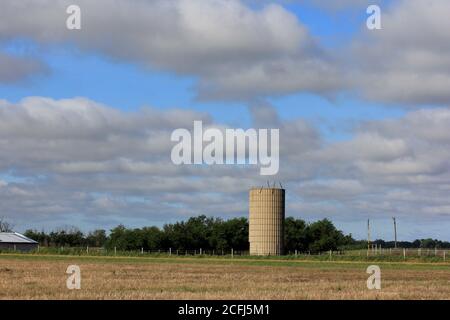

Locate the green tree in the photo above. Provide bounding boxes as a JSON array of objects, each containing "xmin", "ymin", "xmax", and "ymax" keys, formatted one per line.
[
  {"xmin": 284, "ymin": 217, "xmax": 308, "ymax": 252},
  {"xmin": 48, "ymin": 227, "xmax": 84, "ymax": 247},
  {"xmin": 307, "ymin": 219, "xmax": 346, "ymax": 252},
  {"xmin": 86, "ymin": 229, "xmax": 107, "ymax": 247},
  {"xmin": 211, "ymin": 218, "xmax": 248, "ymax": 251},
  {"xmin": 24, "ymin": 229, "xmax": 49, "ymax": 245},
  {"xmin": 142, "ymin": 226, "xmax": 163, "ymax": 250},
  {"xmin": 106, "ymin": 225, "xmax": 131, "ymax": 250}
]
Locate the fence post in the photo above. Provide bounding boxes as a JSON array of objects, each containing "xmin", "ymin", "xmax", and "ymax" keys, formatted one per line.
[
  {"xmin": 200, "ymin": 248, "xmax": 202, "ymax": 255},
  {"xmin": 329, "ymin": 250, "xmax": 332, "ymax": 260},
  {"xmin": 86, "ymin": 246, "xmax": 89, "ymax": 254},
  {"xmin": 435, "ymin": 247, "xmax": 437, "ymax": 256},
  {"xmin": 231, "ymin": 248, "xmax": 234, "ymax": 259},
  {"xmin": 114, "ymin": 246, "xmax": 117, "ymax": 256},
  {"xmin": 295, "ymin": 249, "xmax": 297, "ymax": 257},
  {"xmin": 444, "ymin": 250, "xmax": 446, "ymax": 261},
  {"xmin": 403, "ymin": 248, "xmax": 406, "ymax": 260},
  {"xmin": 418, "ymin": 248, "xmax": 421, "ymax": 256},
  {"xmin": 169, "ymin": 248, "xmax": 172, "ymax": 256}
]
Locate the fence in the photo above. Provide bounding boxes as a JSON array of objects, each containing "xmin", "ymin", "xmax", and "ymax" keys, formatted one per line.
[
  {"xmin": 362, "ymin": 246, "xmax": 448, "ymax": 259},
  {"xmin": 1, "ymin": 245, "xmax": 448, "ymax": 262},
  {"xmin": 1, "ymin": 246, "xmax": 249, "ymax": 257},
  {"xmin": 319, "ymin": 247, "xmax": 448, "ymax": 261}
]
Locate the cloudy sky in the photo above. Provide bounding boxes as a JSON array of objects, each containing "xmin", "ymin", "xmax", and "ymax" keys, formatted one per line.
[{"xmin": 1, "ymin": 0, "xmax": 449, "ymax": 241}]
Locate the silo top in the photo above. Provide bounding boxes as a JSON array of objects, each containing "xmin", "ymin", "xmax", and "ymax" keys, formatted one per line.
[{"xmin": 250, "ymin": 187, "xmax": 285, "ymax": 192}]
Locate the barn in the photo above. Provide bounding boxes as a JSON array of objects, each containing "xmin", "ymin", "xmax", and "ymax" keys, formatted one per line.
[{"xmin": 0, "ymin": 232, "xmax": 38, "ymax": 252}]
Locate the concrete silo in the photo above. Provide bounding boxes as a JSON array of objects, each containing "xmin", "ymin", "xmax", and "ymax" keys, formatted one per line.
[{"xmin": 249, "ymin": 187, "xmax": 285, "ymax": 256}]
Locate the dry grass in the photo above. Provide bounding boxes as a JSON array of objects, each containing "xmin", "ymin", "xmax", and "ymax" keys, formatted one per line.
[{"xmin": 0, "ymin": 254, "xmax": 449, "ymax": 300}]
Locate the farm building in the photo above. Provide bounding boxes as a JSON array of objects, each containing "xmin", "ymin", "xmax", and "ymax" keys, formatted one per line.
[
  {"xmin": 0, "ymin": 232, "xmax": 38, "ymax": 252},
  {"xmin": 249, "ymin": 187, "xmax": 285, "ymax": 256}
]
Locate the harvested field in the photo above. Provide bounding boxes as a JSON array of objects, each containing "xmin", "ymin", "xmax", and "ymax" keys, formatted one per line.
[{"xmin": 0, "ymin": 254, "xmax": 449, "ymax": 300}]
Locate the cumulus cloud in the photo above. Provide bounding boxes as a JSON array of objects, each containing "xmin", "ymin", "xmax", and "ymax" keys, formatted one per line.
[
  {"xmin": 3, "ymin": 0, "xmax": 449, "ymax": 106},
  {"xmin": 2, "ymin": 0, "xmax": 450, "ymax": 107},
  {"xmin": 351, "ymin": 0, "xmax": 450, "ymax": 105},
  {"xmin": 295, "ymin": 0, "xmax": 387, "ymax": 11},
  {"xmin": 0, "ymin": 97, "xmax": 449, "ymax": 235},
  {"xmin": 0, "ymin": 0, "xmax": 342, "ymax": 100},
  {"xmin": 0, "ymin": 52, "xmax": 47, "ymax": 83},
  {"xmin": 242, "ymin": 0, "xmax": 450, "ymax": 106},
  {"xmin": 1, "ymin": 0, "xmax": 450, "ymax": 237},
  {"xmin": 0, "ymin": 96, "xmax": 210, "ymax": 170}
]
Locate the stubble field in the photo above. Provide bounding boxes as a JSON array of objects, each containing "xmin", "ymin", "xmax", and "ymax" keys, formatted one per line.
[{"xmin": 0, "ymin": 254, "xmax": 449, "ymax": 300}]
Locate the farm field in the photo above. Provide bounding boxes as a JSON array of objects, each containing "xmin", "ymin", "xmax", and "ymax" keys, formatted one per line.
[{"xmin": 0, "ymin": 254, "xmax": 449, "ymax": 300}]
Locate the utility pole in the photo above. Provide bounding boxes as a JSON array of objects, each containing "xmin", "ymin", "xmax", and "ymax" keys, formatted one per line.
[{"xmin": 393, "ymin": 217, "xmax": 397, "ymax": 249}]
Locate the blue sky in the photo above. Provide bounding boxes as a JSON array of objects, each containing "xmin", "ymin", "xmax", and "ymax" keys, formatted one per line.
[
  {"xmin": 0, "ymin": 0, "xmax": 449, "ymax": 240},
  {"xmin": 0, "ymin": 28, "xmax": 405, "ymax": 140},
  {"xmin": 0, "ymin": 1, "xmax": 403, "ymax": 132}
]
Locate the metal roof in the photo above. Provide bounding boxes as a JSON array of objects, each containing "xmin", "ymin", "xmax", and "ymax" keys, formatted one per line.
[{"xmin": 0, "ymin": 232, "xmax": 38, "ymax": 244}]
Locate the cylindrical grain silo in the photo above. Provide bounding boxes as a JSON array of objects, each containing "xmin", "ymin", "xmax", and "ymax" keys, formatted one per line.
[{"xmin": 249, "ymin": 187, "xmax": 285, "ymax": 256}]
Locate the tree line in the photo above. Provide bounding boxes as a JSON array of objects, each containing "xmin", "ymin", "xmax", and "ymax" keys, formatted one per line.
[{"xmin": 23, "ymin": 215, "xmax": 450, "ymax": 252}]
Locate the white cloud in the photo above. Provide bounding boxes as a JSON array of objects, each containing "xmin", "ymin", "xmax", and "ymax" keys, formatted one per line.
[
  {"xmin": 0, "ymin": 52, "xmax": 47, "ymax": 83},
  {"xmin": 3, "ymin": 0, "xmax": 450, "ymax": 106},
  {"xmin": 1, "ymin": 0, "xmax": 450, "ymax": 235},
  {"xmin": 0, "ymin": 97, "xmax": 449, "ymax": 234},
  {"xmin": 0, "ymin": 0, "xmax": 342, "ymax": 99},
  {"xmin": 351, "ymin": 0, "xmax": 450, "ymax": 105}
]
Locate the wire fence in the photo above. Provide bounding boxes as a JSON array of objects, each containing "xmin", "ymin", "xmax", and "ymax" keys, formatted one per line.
[
  {"xmin": 349, "ymin": 247, "xmax": 448, "ymax": 259},
  {"xmin": 20, "ymin": 246, "xmax": 251, "ymax": 258},
  {"xmin": 1, "ymin": 245, "xmax": 448, "ymax": 262}
]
